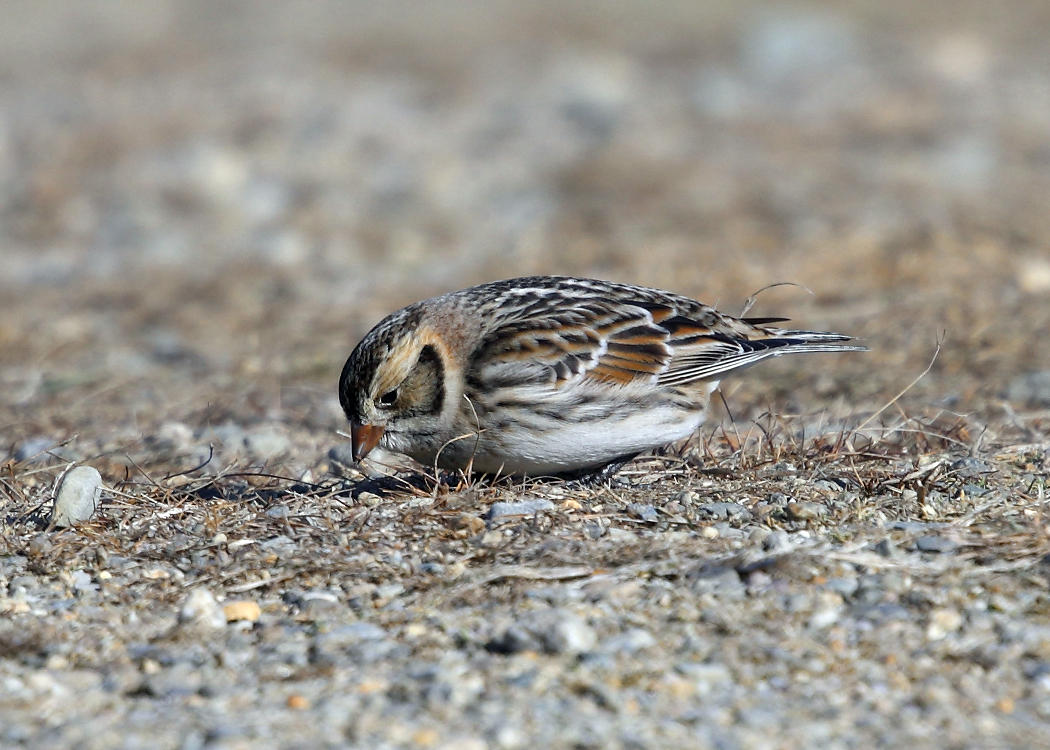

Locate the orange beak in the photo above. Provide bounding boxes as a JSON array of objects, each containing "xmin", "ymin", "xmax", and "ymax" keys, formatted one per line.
[{"xmin": 350, "ymin": 421, "xmax": 385, "ymax": 461}]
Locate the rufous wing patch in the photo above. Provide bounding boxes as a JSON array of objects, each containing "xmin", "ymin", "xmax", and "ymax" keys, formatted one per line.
[{"xmin": 587, "ymin": 322, "xmax": 670, "ymax": 384}]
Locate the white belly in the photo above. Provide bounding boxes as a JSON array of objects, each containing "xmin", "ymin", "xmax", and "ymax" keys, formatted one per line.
[{"xmin": 465, "ymin": 405, "xmax": 706, "ymax": 475}]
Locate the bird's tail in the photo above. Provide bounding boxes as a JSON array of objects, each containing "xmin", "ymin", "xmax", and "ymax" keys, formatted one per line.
[{"xmin": 659, "ymin": 327, "xmax": 866, "ymax": 385}]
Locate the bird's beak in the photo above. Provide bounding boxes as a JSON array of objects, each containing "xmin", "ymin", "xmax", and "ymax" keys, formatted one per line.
[{"xmin": 350, "ymin": 421, "xmax": 385, "ymax": 461}]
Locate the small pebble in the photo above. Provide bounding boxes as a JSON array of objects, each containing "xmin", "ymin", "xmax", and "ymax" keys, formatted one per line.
[
  {"xmin": 927, "ymin": 608, "xmax": 964, "ymax": 640},
  {"xmin": 809, "ymin": 606, "xmax": 842, "ymax": 629},
  {"xmin": 52, "ymin": 466, "xmax": 103, "ymax": 528},
  {"xmin": 357, "ymin": 491, "xmax": 383, "ymax": 507}
]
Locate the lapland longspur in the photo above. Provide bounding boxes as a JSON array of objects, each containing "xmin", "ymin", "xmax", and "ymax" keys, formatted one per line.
[{"xmin": 339, "ymin": 276, "xmax": 864, "ymax": 477}]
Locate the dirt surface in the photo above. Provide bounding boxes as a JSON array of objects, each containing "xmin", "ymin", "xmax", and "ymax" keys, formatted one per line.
[{"xmin": 2, "ymin": 2, "xmax": 1050, "ymax": 748}]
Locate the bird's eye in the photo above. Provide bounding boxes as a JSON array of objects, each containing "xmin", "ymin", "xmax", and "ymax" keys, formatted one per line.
[{"xmin": 377, "ymin": 388, "xmax": 399, "ymax": 406}]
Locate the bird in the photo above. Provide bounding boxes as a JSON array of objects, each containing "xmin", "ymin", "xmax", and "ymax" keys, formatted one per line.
[{"xmin": 338, "ymin": 276, "xmax": 864, "ymax": 479}]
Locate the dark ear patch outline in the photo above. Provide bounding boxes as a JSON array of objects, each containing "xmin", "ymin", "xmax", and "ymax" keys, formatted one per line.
[{"xmin": 403, "ymin": 343, "xmax": 445, "ymax": 417}]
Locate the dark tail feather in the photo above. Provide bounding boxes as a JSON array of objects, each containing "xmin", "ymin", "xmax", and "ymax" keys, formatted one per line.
[{"xmin": 658, "ymin": 329, "xmax": 866, "ymax": 385}]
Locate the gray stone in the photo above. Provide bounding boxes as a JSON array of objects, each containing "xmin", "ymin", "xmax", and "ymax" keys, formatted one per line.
[
  {"xmin": 825, "ymin": 577, "xmax": 860, "ymax": 597},
  {"xmin": 762, "ymin": 530, "xmax": 791, "ymax": 552},
  {"xmin": 536, "ymin": 613, "xmax": 597, "ymax": 655},
  {"xmin": 260, "ymin": 535, "xmax": 296, "ymax": 556},
  {"xmin": 1005, "ymin": 370, "xmax": 1050, "ymax": 407},
  {"xmin": 178, "ymin": 587, "xmax": 226, "ymax": 630},
  {"xmin": 692, "ymin": 566, "xmax": 747, "ymax": 598},
  {"xmin": 916, "ymin": 535, "xmax": 958, "ymax": 554},
  {"xmin": 200, "ymin": 422, "xmax": 247, "ymax": 449},
  {"xmin": 328, "ymin": 442, "xmax": 357, "ymax": 467},
  {"xmin": 743, "ymin": 11, "xmax": 857, "ymax": 81},
  {"xmin": 312, "ymin": 622, "xmax": 394, "ymax": 666},
  {"xmin": 812, "ymin": 479, "xmax": 845, "ymax": 493},
  {"xmin": 626, "ymin": 503, "xmax": 659, "ymax": 522},
  {"xmin": 872, "ymin": 538, "xmax": 901, "ymax": 558},
  {"xmin": 889, "ymin": 521, "xmax": 936, "ymax": 533},
  {"xmin": 697, "ymin": 502, "xmax": 752, "ymax": 521},
  {"xmin": 244, "ymin": 426, "xmax": 291, "ymax": 459},
  {"xmin": 284, "ymin": 588, "xmax": 342, "ymax": 614},
  {"xmin": 766, "ymin": 492, "xmax": 791, "ymax": 506},
  {"xmin": 70, "ymin": 569, "xmax": 97, "ymax": 595},
  {"xmin": 584, "ymin": 521, "xmax": 607, "ymax": 539},
  {"xmin": 51, "ymin": 466, "xmax": 103, "ymax": 527},
  {"xmin": 601, "ymin": 627, "xmax": 656, "ymax": 655},
  {"xmin": 144, "ymin": 661, "xmax": 203, "ymax": 698},
  {"xmin": 951, "ymin": 457, "xmax": 994, "ymax": 477},
  {"xmin": 13, "ymin": 436, "xmax": 55, "ymax": 462},
  {"xmin": 487, "ymin": 498, "xmax": 554, "ymax": 524},
  {"xmin": 486, "ymin": 624, "xmax": 539, "ymax": 655}
]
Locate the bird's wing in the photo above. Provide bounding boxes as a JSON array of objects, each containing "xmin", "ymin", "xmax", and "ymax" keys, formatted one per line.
[
  {"xmin": 474, "ymin": 291, "xmax": 863, "ymax": 390},
  {"xmin": 472, "ymin": 297, "xmax": 672, "ymax": 388}
]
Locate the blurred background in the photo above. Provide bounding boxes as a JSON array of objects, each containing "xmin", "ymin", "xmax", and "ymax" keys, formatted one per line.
[{"xmin": 2, "ymin": 0, "xmax": 1049, "ymax": 468}]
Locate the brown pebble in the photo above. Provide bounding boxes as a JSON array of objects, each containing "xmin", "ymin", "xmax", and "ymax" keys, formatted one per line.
[
  {"xmin": 454, "ymin": 513, "xmax": 485, "ymax": 535},
  {"xmin": 412, "ymin": 728, "xmax": 439, "ymax": 747},
  {"xmin": 286, "ymin": 694, "xmax": 309, "ymax": 710},
  {"xmin": 27, "ymin": 534, "xmax": 52, "ymax": 558},
  {"xmin": 787, "ymin": 502, "xmax": 825, "ymax": 521},
  {"xmin": 223, "ymin": 600, "xmax": 261, "ymax": 622}
]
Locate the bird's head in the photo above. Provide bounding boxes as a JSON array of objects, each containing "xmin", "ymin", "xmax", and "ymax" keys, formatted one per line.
[{"xmin": 338, "ymin": 307, "xmax": 450, "ymax": 462}]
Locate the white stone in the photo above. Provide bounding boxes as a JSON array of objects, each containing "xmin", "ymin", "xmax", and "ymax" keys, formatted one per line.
[{"xmin": 52, "ymin": 466, "xmax": 103, "ymax": 528}]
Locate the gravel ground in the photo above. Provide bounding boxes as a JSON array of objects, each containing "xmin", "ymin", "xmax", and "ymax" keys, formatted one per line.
[{"xmin": 2, "ymin": 2, "xmax": 1050, "ymax": 748}]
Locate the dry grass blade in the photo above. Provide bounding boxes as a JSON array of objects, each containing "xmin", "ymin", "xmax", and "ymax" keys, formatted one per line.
[{"xmin": 849, "ymin": 335, "xmax": 944, "ymax": 449}]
